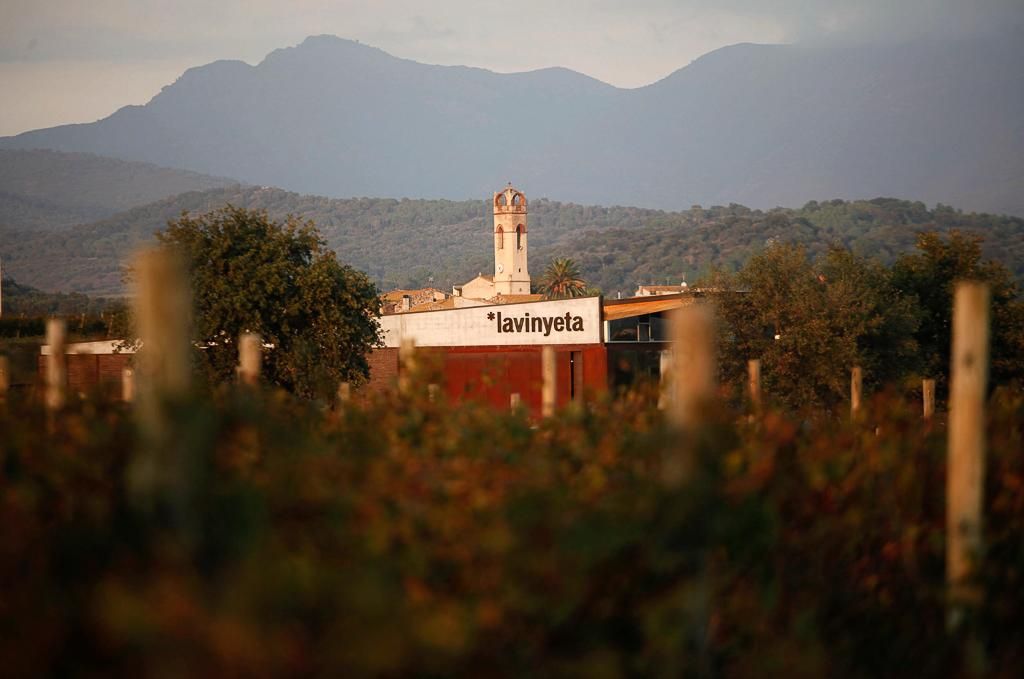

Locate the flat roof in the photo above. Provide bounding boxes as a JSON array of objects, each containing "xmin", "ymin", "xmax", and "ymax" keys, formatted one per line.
[
  {"xmin": 602, "ymin": 292, "xmax": 702, "ymax": 321},
  {"xmin": 40, "ymin": 340, "xmax": 132, "ymax": 355}
]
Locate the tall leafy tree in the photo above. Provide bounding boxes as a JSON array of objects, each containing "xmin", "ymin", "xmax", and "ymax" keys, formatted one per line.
[
  {"xmin": 539, "ymin": 257, "xmax": 588, "ymax": 300},
  {"xmin": 715, "ymin": 243, "xmax": 920, "ymax": 411},
  {"xmin": 154, "ymin": 206, "xmax": 381, "ymax": 398},
  {"xmin": 892, "ymin": 231, "xmax": 1024, "ymax": 388},
  {"xmin": 818, "ymin": 247, "xmax": 921, "ymax": 386}
]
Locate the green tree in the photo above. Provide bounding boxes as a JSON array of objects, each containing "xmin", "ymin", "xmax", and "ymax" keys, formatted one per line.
[
  {"xmin": 716, "ymin": 243, "xmax": 920, "ymax": 411},
  {"xmin": 892, "ymin": 231, "xmax": 1024, "ymax": 387},
  {"xmin": 818, "ymin": 247, "xmax": 921, "ymax": 386},
  {"xmin": 538, "ymin": 257, "xmax": 588, "ymax": 300},
  {"xmin": 155, "ymin": 206, "xmax": 381, "ymax": 398}
]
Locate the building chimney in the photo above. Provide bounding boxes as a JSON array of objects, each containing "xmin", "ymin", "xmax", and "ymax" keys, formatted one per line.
[{"xmin": 401, "ymin": 294, "xmax": 412, "ymax": 312}]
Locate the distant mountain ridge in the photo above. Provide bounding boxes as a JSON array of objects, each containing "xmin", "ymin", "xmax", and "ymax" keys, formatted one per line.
[
  {"xmin": 2, "ymin": 34, "xmax": 1021, "ymax": 216},
  {"xmin": 2, "ymin": 185, "xmax": 1021, "ymax": 297},
  {"xmin": 0, "ymin": 149, "xmax": 239, "ymax": 230}
]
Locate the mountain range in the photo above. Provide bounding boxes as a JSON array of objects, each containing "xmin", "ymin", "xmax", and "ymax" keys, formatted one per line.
[
  {"xmin": 2, "ymin": 33, "xmax": 1022, "ymax": 216},
  {"xmin": 0, "ymin": 149, "xmax": 236, "ymax": 230}
]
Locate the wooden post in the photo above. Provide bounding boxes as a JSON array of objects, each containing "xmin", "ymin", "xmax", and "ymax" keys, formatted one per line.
[
  {"xmin": 122, "ymin": 367, "xmax": 135, "ymax": 403},
  {"xmin": 851, "ymin": 366, "xmax": 863, "ymax": 418},
  {"xmin": 398, "ymin": 337, "xmax": 416, "ymax": 395},
  {"xmin": 510, "ymin": 392, "xmax": 521, "ymax": 412},
  {"xmin": 129, "ymin": 249, "xmax": 192, "ymax": 504},
  {"xmin": 946, "ymin": 282, "xmax": 990, "ymax": 627},
  {"xmin": 541, "ymin": 346, "xmax": 556, "ymax": 418},
  {"xmin": 923, "ymin": 378, "xmax": 936, "ymax": 420},
  {"xmin": 747, "ymin": 359, "xmax": 762, "ymax": 412},
  {"xmin": 337, "ymin": 381, "xmax": 351, "ymax": 406},
  {"xmin": 670, "ymin": 304, "xmax": 716, "ymax": 428},
  {"xmin": 237, "ymin": 332, "xmax": 262, "ymax": 386},
  {"xmin": 45, "ymin": 318, "xmax": 67, "ymax": 412},
  {"xmin": 658, "ymin": 350, "xmax": 672, "ymax": 410},
  {"xmin": 134, "ymin": 250, "xmax": 192, "ymax": 401},
  {"xmin": 0, "ymin": 355, "xmax": 9, "ymax": 404},
  {"xmin": 664, "ymin": 304, "xmax": 718, "ymax": 670}
]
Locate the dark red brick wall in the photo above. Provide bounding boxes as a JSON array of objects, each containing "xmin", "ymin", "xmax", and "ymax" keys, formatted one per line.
[
  {"xmin": 373, "ymin": 344, "xmax": 607, "ymax": 417},
  {"xmin": 366, "ymin": 348, "xmax": 400, "ymax": 392},
  {"xmin": 97, "ymin": 354, "xmax": 131, "ymax": 386},
  {"xmin": 38, "ymin": 354, "xmax": 131, "ymax": 397}
]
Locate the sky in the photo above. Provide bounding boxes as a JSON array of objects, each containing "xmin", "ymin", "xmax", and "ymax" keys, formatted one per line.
[{"xmin": 1, "ymin": 0, "xmax": 1021, "ymax": 136}]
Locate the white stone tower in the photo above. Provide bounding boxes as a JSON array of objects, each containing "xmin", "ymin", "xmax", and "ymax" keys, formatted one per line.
[{"xmin": 493, "ymin": 184, "xmax": 530, "ymax": 295}]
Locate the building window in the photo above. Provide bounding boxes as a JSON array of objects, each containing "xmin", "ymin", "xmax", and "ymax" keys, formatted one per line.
[
  {"xmin": 608, "ymin": 313, "xmax": 671, "ymax": 343},
  {"xmin": 516, "ymin": 224, "xmax": 524, "ymax": 250},
  {"xmin": 496, "ymin": 226, "xmax": 503, "ymax": 249}
]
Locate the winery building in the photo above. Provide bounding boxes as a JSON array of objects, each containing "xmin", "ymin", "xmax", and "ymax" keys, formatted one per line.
[{"xmin": 369, "ymin": 185, "xmax": 700, "ymax": 415}]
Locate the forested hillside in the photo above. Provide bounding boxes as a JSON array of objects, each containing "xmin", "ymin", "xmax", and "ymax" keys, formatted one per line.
[
  {"xmin": 0, "ymin": 149, "xmax": 238, "ymax": 230},
  {"xmin": 1, "ymin": 186, "xmax": 1022, "ymax": 296},
  {"xmin": 570, "ymin": 198, "xmax": 1024, "ymax": 294},
  {"xmin": 1, "ymin": 278, "xmax": 116, "ymax": 317},
  {"xmin": 0, "ymin": 186, "xmax": 662, "ymax": 294}
]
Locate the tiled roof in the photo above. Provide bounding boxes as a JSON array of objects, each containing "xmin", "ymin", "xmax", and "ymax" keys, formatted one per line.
[
  {"xmin": 638, "ymin": 285, "xmax": 688, "ymax": 292},
  {"xmin": 381, "ymin": 287, "xmax": 447, "ymax": 303},
  {"xmin": 486, "ymin": 294, "xmax": 545, "ymax": 304},
  {"xmin": 408, "ymin": 298, "xmax": 457, "ymax": 313}
]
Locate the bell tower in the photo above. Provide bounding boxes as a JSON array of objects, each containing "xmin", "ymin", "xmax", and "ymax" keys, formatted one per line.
[{"xmin": 493, "ymin": 184, "xmax": 530, "ymax": 296}]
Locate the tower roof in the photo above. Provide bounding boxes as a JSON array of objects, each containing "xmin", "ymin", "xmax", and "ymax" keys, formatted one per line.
[{"xmin": 494, "ymin": 184, "xmax": 527, "ymax": 214}]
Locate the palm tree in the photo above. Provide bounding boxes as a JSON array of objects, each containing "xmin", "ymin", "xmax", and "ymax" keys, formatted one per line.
[{"xmin": 539, "ymin": 257, "xmax": 588, "ymax": 300}]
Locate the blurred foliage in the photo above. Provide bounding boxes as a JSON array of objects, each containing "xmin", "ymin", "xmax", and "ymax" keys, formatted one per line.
[
  {"xmin": 5, "ymin": 188, "xmax": 1024, "ymax": 297},
  {"xmin": 0, "ymin": 374, "xmax": 1022, "ymax": 677}
]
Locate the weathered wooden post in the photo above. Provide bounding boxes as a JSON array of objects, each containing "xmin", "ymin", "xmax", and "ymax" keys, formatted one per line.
[
  {"xmin": 670, "ymin": 304, "xmax": 716, "ymax": 429},
  {"xmin": 658, "ymin": 349, "xmax": 672, "ymax": 410},
  {"xmin": 747, "ymin": 359, "xmax": 762, "ymax": 412},
  {"xmin": 134, "ymin": 250, "xmax": 192, "ymax": 402},
  {"xmin": 923, "ymin": 378, "xmax": 936, "ymax": 420},
  {"xmin": 398, "ymin": 337, "xmax": 417, "ymax": 395},
  {"xmin": 851, "ymin": 366, "xmax": 863, "ymax": 418},
  {"xmin": 122, "ymin": 367, "xmax": 135, "ymax": 403},
  {"xmin": 0, "ymin": 355, "xmax": 9, "ymax": 405},
  {"xmin": 541, "ymin": 346, "xmax": 557, "ymax": 418},
  {"xmin": 129, "ymin": 249, "xmax": 192, "ymax": 503},
  {"xmin": 510, "ymin": 392, "xmax": 521, "ymax": 412},
  {"xmin": 45, "ymin": 318, "xmax": 67, "ymax": 413},
  {"xmin": 669, "ymin": 302, "xmax": 717, "ymax": 672},
  {"xmin": 237, "ymin": 332, "xmax": 262, "ymax": 386},
  {"xmin": 946, "ymin": 282, "xmax": 990, "ymax": 630},
  {"xmin": 337, "ymin": 381, "xmax": 351, "ymax": 406}
]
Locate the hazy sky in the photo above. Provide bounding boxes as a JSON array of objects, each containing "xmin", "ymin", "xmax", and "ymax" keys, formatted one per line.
[{"xmin": 1, "ymin": 0, "xmax": 1020, "ymax": 136}]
